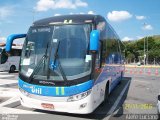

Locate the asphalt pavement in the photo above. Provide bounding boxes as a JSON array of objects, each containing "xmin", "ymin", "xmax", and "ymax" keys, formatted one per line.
[{"xmin": 0, "ymin": 67, "xmax": 159, "ymax": 120}]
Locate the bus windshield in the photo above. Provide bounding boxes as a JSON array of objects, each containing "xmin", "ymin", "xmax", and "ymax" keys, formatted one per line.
[{"xmin": 20, "ymin": 24, "xmax": 92, "ymax": 81}]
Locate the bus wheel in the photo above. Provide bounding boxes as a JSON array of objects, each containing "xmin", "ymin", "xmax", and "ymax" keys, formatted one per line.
[{"xmin": 9, "ymin": 65, "xmax": 16, "ymax": 73}]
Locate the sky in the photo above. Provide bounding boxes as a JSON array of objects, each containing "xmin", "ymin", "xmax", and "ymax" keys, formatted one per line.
[{"xmin": 0, "ymin": 0, "xmax": 160, "ymax": 43}]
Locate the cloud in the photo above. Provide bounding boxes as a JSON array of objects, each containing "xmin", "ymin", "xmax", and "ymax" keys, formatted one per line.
[
  {"xmin": 69, "ymin": 12, "xmax": 74, "ymax": 15},
  {"xmin": 79, "ymin": 12, "xmax": 84, "ymax": 14},
  {"xmin": 0, "ymin": 37, "xmax": 6, "ymax": 43},
  {"xmin": 88, "ymin": 11, "xmax": 95, "ymax": 15},
  {"xmin": 136, "ymin": 36, "xmax": 143, "ymax": 39},
  {"xmin": 0, "ymin": 7, "xmax": 13, "ymax": 20},
  {"xmin": 75, "ymin": 0, "xmax": 88, "ymax": 7},
  {"xmin": 136, "ymin": 15, "xmax": 146, "ymax": 20},
  {"xmin": 122, "ymin": 36, "xmax": 134, "ymax": 41},
  {"xmin": 54, "ymin": 14, "xmax": 61, "ymax": 16},
  {"xmin": 35, "ymin": 0, "xmax": 88, "ymax": 12},
  {"xmin": 107, "ymin": 11, "xmax": 132, "ymax": 22},
  {"xmin": 35, "ymin": 0, "xmax": 54, "ymax": 11},
  {"xmin": 68, "ymin": 11, "xmax": 95, "ymax": 15},
  {"xmin": 142, "ymin": 23, "xmax": 153, "ymax": 30}
]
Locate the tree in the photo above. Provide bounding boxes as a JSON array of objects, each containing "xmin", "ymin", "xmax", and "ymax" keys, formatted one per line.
[{"xmin": 122, "ymin": 35, "xmax": 160, "ymax": 64}]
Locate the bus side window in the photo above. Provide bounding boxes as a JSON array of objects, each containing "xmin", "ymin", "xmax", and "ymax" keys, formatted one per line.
[
  {"xmin": 96, "ymin": 41, "xmax": 103, "ymax": 68},
  {"xmin": 14, "ymin": 50, "xmax": 20, "ymax": 56},
  {"xmin": 96, "ymin": 19, "xmax": 107, "ymax": 68},
  {"xmin": 117, "ymin": 40, "xmax": 122, "ymax": 64},
  {"xmin": 11, "ymin": 49, "xmax": 16, "ymax": 56}
]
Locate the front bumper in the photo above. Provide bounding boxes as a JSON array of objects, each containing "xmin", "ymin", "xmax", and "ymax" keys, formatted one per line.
[{"xmin": 19, "ymin": 91, "xmax": 95, "ymax": 114}]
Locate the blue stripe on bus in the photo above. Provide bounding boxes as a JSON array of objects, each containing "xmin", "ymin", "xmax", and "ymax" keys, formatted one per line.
[{"xmin": 18, "ymin": 78, "xmax": 93, "ymax": 97}]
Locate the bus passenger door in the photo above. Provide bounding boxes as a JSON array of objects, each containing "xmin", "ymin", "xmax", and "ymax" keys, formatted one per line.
[
  {"xmin": 93, "ymin": 41, "xmax": 107, "ymax": 104},
  {"xmin": 110, "ymin": 39, "xmax": 121, "ymax": 90},
  {"xmin": 89, "ymin": 30, "xmax": 102, "ymax": 105}
]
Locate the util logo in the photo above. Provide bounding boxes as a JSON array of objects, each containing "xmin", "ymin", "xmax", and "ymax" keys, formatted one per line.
[{"xmin": 31, "ymin": 87, "xmax": 42, "ymax": 94}]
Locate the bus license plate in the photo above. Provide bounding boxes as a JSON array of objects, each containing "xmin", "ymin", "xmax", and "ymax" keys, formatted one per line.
[{"xmin": 41, "ymin": 103, "xmax": 54, "ymax": 109}]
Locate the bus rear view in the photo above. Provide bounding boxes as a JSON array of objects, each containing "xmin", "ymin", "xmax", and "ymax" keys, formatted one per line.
[{"xmin": 4, "ymin": 15, "xmax": 125, "ymax": 114}]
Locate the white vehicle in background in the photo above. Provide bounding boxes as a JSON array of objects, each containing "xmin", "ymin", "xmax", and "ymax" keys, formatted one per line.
[{"xmin": 0, "ymin": 45, "xmax": 22, "ymax": 73}]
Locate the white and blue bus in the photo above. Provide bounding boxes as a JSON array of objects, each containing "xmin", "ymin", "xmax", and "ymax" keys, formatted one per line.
[
  {"xmin": 2, "ymin": 15, "xmax": 125, "ymax": 114},
  {"xmin": 0, "ymin": 45, "xmax": 22, "ymax": 72}
]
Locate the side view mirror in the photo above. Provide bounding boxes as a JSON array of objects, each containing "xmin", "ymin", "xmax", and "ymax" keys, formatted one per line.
[
  {"xmin": 89, "ymin": 30, "xmax": 100, "ymax": 52},
  {"xmin": 6, "ymin": 34, "xmax": 26, "ymax": 52},
  {"xmin": 2, "ymin": 34, "xmax": 26, "ymax": 63}
]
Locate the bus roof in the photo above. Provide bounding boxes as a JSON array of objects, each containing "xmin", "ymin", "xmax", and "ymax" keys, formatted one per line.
[{"xmin": 33, "ymin": 14, "xmax": 104, "ymax": 26}]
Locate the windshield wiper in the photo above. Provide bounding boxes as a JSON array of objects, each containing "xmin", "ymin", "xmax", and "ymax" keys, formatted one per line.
[
  {"xmin": 28, "ymin": 42, "xmax": 49, "ymax": 83},
  {"xmin": 47, "ymin": 41, "xmax": 67, "ymax": 82}
]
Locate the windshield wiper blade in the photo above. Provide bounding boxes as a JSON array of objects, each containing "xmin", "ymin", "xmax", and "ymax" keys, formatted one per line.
[
  {"xmin": 47, "ymin": 41, "xmax": 67, "ymax": 82},
  {"xmin": 28, "ymin": 55, "xmax": 46, "ymax": 82},
  {"xmin": 56, "ymin": 54, "xmax": 67, "ymax": 82},
  {"xmin": 28, "ymin": 42, "xmax": 49, "ymax": 83}
]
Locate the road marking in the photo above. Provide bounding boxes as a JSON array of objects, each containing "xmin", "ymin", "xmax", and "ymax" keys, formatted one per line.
[
  {"xmin": 0, "ymin": 74, "xmax": 15, "ymax": 79},
  {"xmin": 0, "ymin": 106, "xmax": 41, "ymax": 114},
  {"xmin": 0, "ymin": 83, "xmax": 17, "ymax": 87},
  {"xmin": 0, "ymin": 72, "xmax": 9, "ymax": 75},
  {"xmin": 0, "ymin": 79, "xmax": 17, "ymax": 86},
  {"xmin": 0, "ymin": 96, "xmax": 20, "ymax": 107},
  {"xmin": 106, "ymin": 80, "xmax": 131, "ymax": 119},
  {"xmin": 0, "ymin": 88, "xmax": 19, "ymax": 97}
]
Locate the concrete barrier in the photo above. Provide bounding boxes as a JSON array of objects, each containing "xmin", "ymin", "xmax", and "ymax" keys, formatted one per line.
[{"xmin": 125, "ymin": 67, "xmax": 160, "ymax": 76}]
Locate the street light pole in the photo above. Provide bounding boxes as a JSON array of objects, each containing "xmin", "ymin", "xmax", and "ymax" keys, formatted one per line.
[
  {"xmin": 146, "ymin": 36, "xmax": 148, "ymax": 65},
  {"xmin": 143, "ymin": 23, "xmax": 148, "ymax": 66},
  {"xmin": 144, "ymin": 37, "xmax": 146, "ymax": 66}
]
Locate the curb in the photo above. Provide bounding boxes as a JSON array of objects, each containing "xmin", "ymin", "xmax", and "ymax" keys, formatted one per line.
[{"xmin": 0, "ymin": 96, "xmax": 20, "ymax": 107}]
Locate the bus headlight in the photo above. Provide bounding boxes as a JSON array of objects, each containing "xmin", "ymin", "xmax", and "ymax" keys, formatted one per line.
[
  {"xmin": 67, "ymin": 89, "xmax": 91, "ymax": 102},
  {"xmin": 19, "ymin": 87, "xmax": 29, "ymax": 96}
]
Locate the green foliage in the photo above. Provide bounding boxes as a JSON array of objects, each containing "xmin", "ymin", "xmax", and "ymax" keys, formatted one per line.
[{"xmin": 123, "ymin": 35, "xmax": 160, "ymax": 64}]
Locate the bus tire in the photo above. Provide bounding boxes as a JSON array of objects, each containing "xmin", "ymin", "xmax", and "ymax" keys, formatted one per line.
[
  {"xmin": 9, "ymin": 65, "xmax": 16, "ymax": 73},
  {"xmin": 103, "ymin": 82, "xmax": 109, "ymax": 104}
]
